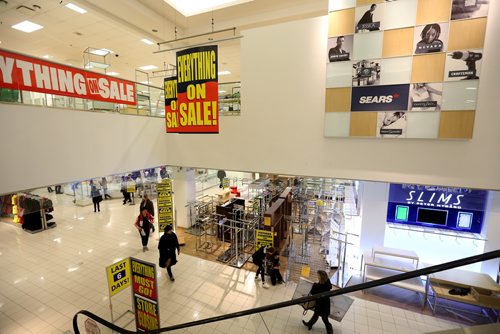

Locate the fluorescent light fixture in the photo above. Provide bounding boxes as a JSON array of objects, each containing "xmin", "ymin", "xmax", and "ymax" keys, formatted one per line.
[
  {"xmin": 138, "ymin": 65, "xmax": 158, "ymax": 70},
  {"xmin": 164, "ymin": 0, "xmax": 253, "ymax": 17},
  {"xmin": 12, "ymin": 20, "xmax": 43, "ymax": 33},
  {"xmin": 90, "ymin": 49, "xmax": 110, "ymax": 56},
  {"xmin": 42, "ymin": 55, "xmax": 53, "ymax": 59},
  {"xmin": 141, "ymin": 38, "xmax": 155, "ymax": 45},
  {"xmin": 218, "ymin": 70, "xmax": 231, "ymax": 76},
  {"xmin": 141, "ymin": 81, "xmax": 152, "ymax": 85},
  {"xmin": 102, "ymin": 48, "xmax": 114, "ymax": 54},
  {"xmin": 85, "ymin": 61, "xmax": 110, "ymax": 69},
  {"xmin": 106, "ymin": 71, "xmax": 119, "ymax": 76},
  {"xmin": 65, "ymin": 3, "xmax": 87, "ymax": 14},
  {"xmin": 218, "ymin": 90, "xmax": 226, "ymax": 93}
]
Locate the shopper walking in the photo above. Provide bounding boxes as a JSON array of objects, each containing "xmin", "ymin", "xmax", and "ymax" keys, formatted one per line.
[
  {"xmin": 90, "ymin": 180, "xmax": 102, "ymax": 212},
  {"xmin": 134, "ymin": 208, "xmax": 154, "ymax": 251},
  {"xmin": 252, "ymin": 246, "xmax": 269, "ymax": 288},
  {"xmin": 121, "ymin": 176, "xmax": 131, "ymax": 204},
  {"xmin": 140, "ymin": 194, "xmax": 155, "ymax": 232},
  {"xmin": 267, "ymin": 247, "xmax": 284, "ymax": 285},
  {"xmin": 158, "ymin": 225, "xmax": 180, "ymax": 281},
  {"xmin": 302, "ymin": 270, "xmax": 333, "ymax": 334},
  {"xmin": 100, "ymin": 177, "xmax": 112, "ymax": 199}
]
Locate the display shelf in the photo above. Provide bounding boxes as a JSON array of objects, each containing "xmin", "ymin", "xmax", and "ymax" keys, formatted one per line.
[{"xmin": 387, "ymin": 222, "xmax": 487, "ymax": 242}]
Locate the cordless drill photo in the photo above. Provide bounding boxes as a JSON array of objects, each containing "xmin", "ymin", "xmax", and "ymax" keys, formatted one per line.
[{"xmin": 449, "ymin": 51, "xmax": 482, "ymax": 80}]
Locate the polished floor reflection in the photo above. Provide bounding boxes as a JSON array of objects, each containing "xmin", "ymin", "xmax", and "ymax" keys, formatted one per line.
[{"xmin": 0, "ymin": 191, "xmax": 464, "ymax": 333}]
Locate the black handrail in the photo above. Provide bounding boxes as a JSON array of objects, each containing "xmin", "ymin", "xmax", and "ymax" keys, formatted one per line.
[{"xmin": 73, "ymin": 249, "xmax": 500, "ymax": 334}]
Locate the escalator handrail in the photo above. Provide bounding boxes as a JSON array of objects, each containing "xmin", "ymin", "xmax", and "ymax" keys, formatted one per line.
[{"xmin": 73, "ymin": 249, "xmax": 500, "ymax": 333}]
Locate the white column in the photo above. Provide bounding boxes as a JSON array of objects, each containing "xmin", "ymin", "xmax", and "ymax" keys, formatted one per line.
[
  {"xmin": 358, "ymin": 181, "xmax": 389, "ymax": 253},
  {"xmin": 172, "ymin": 168, "xmax": 196, "ymax": 229},
  {"xmin": 481, "ymin": 190, "xmax": 500, "ymax": 279}
]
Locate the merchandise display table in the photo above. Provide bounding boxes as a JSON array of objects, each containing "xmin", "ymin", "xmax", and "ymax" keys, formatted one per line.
[
  {"xmin": 361, "ymin": 247, "xmax": 427, "ymax": 308},
  {"xmin": 428, "ymin": 268, "xmax": 500, "ymax": 322}
]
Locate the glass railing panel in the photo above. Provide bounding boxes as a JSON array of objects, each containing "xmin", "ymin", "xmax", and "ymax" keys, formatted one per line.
[{"xmin": 150, "ymin": 85, "xmax": 165, "ymax": 118}]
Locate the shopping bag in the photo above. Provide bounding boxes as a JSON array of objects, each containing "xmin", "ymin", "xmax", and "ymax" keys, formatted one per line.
[{"xmin": 292, "ymin": 277, "xmax": 316, "ymax": 311}]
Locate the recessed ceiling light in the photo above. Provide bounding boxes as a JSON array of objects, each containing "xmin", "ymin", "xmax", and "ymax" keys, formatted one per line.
[
  {"xmin": 164, "ymin": 0, "xmax": 253, "ymax": 17},
  {"xmin": 138, "ymin": 65, "xmax": 158, "ymax": 70},
  {"xmin": 141, "ymin": 39, "xmax": 155, "ymax": 45},
  {"xmin": 42, "ymin": 55, "xmax": 53, "ymax": 59},
  {"xmin": 218, "ymin": 70, "xmax": 231, "ymax": 76},
  {"xmin": 65, "ymin": 3, "xmax": 87, "ymax": 14},
  {"xmin": 90, "ymin": 49, "xmax": 109, "ymax": 56},
  {"xmin": 107, "ymin": 72, "xmax": 119, "ymax": 76},
  {"xmin": 141, "ymin": 81, "xmax": 152, "ymax": 85},
  {"xmin": 218, "ymin": 90, "xmax": 226, "ymax": 93},
  {"xmin": 11, "ymin": 20, "xmax": 43, "ymax": 33}
]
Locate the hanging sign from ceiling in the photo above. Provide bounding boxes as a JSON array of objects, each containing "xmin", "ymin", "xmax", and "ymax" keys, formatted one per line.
[
  {"xmin": 0, "ymin": 48, "xmax": 136, "ymax": 105},
  {"xmin": 164, "ymin": 45, "xmax": 219, "ymax": 133}
]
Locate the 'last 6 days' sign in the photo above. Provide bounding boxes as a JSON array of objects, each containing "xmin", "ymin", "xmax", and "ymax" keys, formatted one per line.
[
  {"xmin": 105, "ymin": 259, "xmax": 131, "ymax": 297},
  {"xmin": 165, "ymin": 45, "xmax": 219, "ymax": 133}
]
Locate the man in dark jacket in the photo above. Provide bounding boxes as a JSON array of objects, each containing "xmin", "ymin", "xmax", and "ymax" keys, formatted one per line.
[
  {"xmin": 302, "ymin": 270, "xmax": 333, "ymax": 334},
  {"xmin": 158, "ymin": 225, "xmax": 180, "ymax": 281},
  {"xmin": 252, "ymin": 246, "xmax": 269, "ymax": 288}
]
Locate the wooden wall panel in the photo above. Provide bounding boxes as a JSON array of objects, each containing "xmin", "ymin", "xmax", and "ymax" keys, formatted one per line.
[
  {"xmin": 438, "ymin": 110, "xmax": 475, "ymax": 139},
  {"xmin": 416, "ymin": 0, "xmax": 451, "ymax": 25},
  {"xmin": 357, "ymin": 0, "xmax": 384, "ymax": 6},
  {"xmin": 449, "ymin": 18, "xmax": 487, "ymax": 51},
  {"xmin": 349, "ymin": 112, "xmax": 377, "ymax": 137},
  {"xmin": 325, "ymin": 88, "xmax": 352, "ymax": 112},
  {"xmin": 328, "ymin": 9, "xmax": 355, "ymax": 37},
  {"xmin": 383, "ymin": 28, "xmax": 414, "ymax": 57},
  {"xmin": 411, "ymin": 53, "xmax": 446, "ymax": 83}
]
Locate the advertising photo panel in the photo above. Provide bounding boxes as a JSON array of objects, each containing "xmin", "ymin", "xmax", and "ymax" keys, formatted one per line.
[
  {"xmin": 379, "ymin": 57, "xmax": 413, "ymax": 86},
  {"xmin": 451, "ymin": 0, "xmax": 489, "ymax": 21},
  {"xmin": 328, "ymin": 35, "xmax": 353, "ymax": 62},
  {"xmin": 444, "ymin": 49, "xmax": 483, "ymax": 81},
  {"xmin": 442, "ymin": 80, "xmax": 479, "ymax": 110},
  {"xmin": 329, "ymin": 0, "xmax": 356, "ymax": 11},
  {"xmin": 352, "ymin": 59, "xmax": 381, "ymax": 86},
  {"xmin": 413, "ymin": 22, "xmax": 449, "ymax": 54},
  {"xmin": 329, "ymin": 9, "xmax": 356, "ymax": 37},
  {"xmin": 349, "ymin": 112, "xmax": 377, "ymax": 137},
  {"xmin": 326, "ymin": 61, "xmax": 354, "ymax": 88},
  {"xmin": 377, "ymin": 111, "xmax": 407, "ymax": 138},
  {"xmin": 351, "ymin": 84, "xmax": 410, "ymax": 111},
  {"xmin": 406, "ymin": 112, "xmax": 440, "ymax": 139},
  {"xmin": 355, "ymin": 3, "xmax": 385, "ymax": 33},
  {"xmin": 384, "ymin": 0, "xmax": 417, "ymax": 30},
  {"xmin": 408, "ymin": 83, "xmax": 443, "ymax": 111},
  {"xmin": 353, "ymin": 31, "xmax": 383, "ymax": 60}
]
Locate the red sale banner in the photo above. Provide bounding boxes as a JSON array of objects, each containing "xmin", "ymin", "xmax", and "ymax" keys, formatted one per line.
[{"xmin": 0, "ymin": 48, "xmax": 136, "ymax": 105}]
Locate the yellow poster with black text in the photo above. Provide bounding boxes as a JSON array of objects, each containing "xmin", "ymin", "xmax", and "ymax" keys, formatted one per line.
[
  {"xmin": 164, "ymin": 76, "xmax": 178, "ymax": 133},
  {"xmin": 157, "ymin": 179, "xmax": 173, "ymax": 232},
  {"xmin": 256, "ymin": 229, "xmax": 274, "ymax": 249},
  {"xmin": 105, "ymin": 258, "xmax": 131, "ymax": 297},
  {"xmin": 173, "ymin": 45, "xmax": 218, "ymax": 133}
]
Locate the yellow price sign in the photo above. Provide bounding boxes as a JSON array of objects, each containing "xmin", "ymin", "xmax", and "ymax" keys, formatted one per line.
[
  {"xmin": 106, "ymin": 258, "xmax": 131, "ymax": 297},
  {"xmin": 256, "ymin": 229, "xmax": 274, "ymax": 249}
]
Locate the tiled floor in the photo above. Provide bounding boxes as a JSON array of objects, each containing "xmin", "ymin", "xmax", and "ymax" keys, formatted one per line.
[{"xmin": 0, "ymin": 191, "xmax": 464, "ymax": 333}]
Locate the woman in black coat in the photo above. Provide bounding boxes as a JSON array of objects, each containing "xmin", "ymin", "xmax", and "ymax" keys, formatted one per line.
[
  {"xmin": 302, "ymin": 270, "xmax": 333, "ymax": 334},
  {"xmin": 158, "ymin": 225, "xmax": 180, "ymax": 281}
]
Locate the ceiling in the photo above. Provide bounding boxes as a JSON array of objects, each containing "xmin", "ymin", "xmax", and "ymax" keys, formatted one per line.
[{"xmin": 0, "ymin": 0, "xmax": 326, "ymax": 87}]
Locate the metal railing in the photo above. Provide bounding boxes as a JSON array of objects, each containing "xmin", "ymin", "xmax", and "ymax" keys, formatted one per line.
[
  {"xmin": 0, "ymin": 81, "xmax": 240, "ymax": 118},
  {"xmin": 72, "ymin": 249, "xmax": 500, "ymax": 333}
]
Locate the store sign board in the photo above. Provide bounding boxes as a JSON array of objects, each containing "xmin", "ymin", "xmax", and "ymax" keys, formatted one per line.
[
  {"xmin": 157, "ymin": 179, "xmax": 174, "ymax": 231},
  {"xmin": 387, "ymin": 184, "xmax": 487, "ymax": 233},
  {"xmin": 351, "ymin": 84, "xmax": 410, "ymax": 111},
  {"xmin": 256, "ymin": 229, "xmax": 274, "ymax": 249},
  {"xmin": 130, "ymin": 257, "xmax": 159, "ymax": 332},
  {"xmin": 105, "ymin": 258, "xmax": 131, "ymax": 297},
  {"xmin": 0, "ymin": 48, "xmax": 136, "ymax": 105},
  {"xmin": 222, "ymin": 177, "xmax": 230, "ymax": 189},
  {"xmin": 165, "ymin": 46, "xmax": 219, "ymax": 133}
]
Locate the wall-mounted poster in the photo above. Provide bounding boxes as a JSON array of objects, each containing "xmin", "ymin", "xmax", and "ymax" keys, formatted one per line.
[
  {"xmin": 352, "ymin": 59, "xmax": 380, "ymax": 86},
  {"xmin": 451, "ymin": 0, "xmax": 489, "ymax": 20},
  {"xmin": 413, "ymin": 23, "xmax": 449, "ymax": 54},
  {"xmin": 409, "ymin": 83, "xmax": 443, "ymax": 111},
  {"xmin": 377, "ymin": 112, "xmax": 407, "ymax": 138},
  {"xmin": 355, "ymin": 3, "xmax": 384, "ymax": 33},
  {"xmin": 445, "ymin": 49, "xmax": 483, "ymax": 81},
  {"xmin": 351, "ymin": 84, "xmax": 410, "ymax": 111},
  {"xmin": 328, "ymin": 35, "xmax": 353, "ymax": 62}
]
